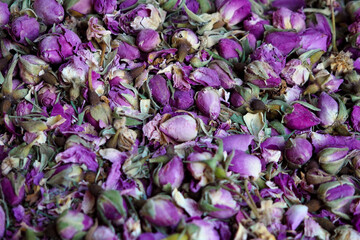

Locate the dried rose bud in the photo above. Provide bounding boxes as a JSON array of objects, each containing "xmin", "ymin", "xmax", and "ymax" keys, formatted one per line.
[
  {"xmin": 97, "ymin": 190, "xmax": 127, "ymax": 226},
  {"xmin": 208, "ymin": 60, "xmax": 236, "ymax": 89},
  {"xmin": 140, "ymin": 195, "xmax": 184, "ymax": 227},
  {"xmin": 39, "ymin": 26, "xmax": 81, "ymax": 64},
  {"xmin": 352, "ymin": 154, "xmax": 360, "ymax": 178},
  {"xmin": 159, "ymin": 115, "xmax": 198, "ymax": 142},
  {"xmin": 281, "ymin": 59, "xmax": 310, "ymax": 86},
  {"xmin": 10, "ymin": 15, "xmax": 39, "ymax": 44},
  {"xmin": 172, "ymin": 28, "xmax": 200, "ymax": 61},
  {"xmin": 217, "ymin": 39, "xmax": 242, "ymax": 60},
  {"xmin": 196, "ymin": 87, "xmax": 221, "ymax": 120},
  {"xmin": 285, "ymin": 137, "xmax": 313, "ymax": 167},
  {"xmin": 318, "ymin": 147, "xmax": 349, "ymax": 175},
  {"xmin": 1, "ymin": 174, "xmax": 25, "ymax": 206},
  {"xmin": 244, "ymin": 60, "xmax": 282, "ymax": 88},
  {"xmin": 0, "ymin": 2, "xmax": 10, "ymax": 27},
  {"xmin": 85, "ymin": 102, "xmax": 112, "ymax": 129},
  {"xmin": 187, "ymin": 151, "xmax": 214, "ymax": 191},
  {"xmin": 265, "ymin": 31, "xmax": 300, "ymax": 56},
  {"xmin": 318, "ymin": 179, "xmax": 355, "ymax": 218},
  {"xmin": 119, "ymin": 4, "xmax": 166, "ymax": 34},
  {"xmin": 317, "ymin": 92, "xmax": 338, "ymax": 128},
  {"xmin": 56, "ymin": 210, "xmax": 93, "ymax": 240},
  {"xmin": 306, "ymin": 168, "xmax": 335, "ymax": 185},
  {"xmin": 34, "ymin": 0, "xmax": 64, "ymax": 25},
  {"xmin": 117, "ymin": 41, "xmax": 141, "ymax": 60},
  {"xmin": 273, "ymin": 7, "xmax": 306, "ymax": 32},
  {"xmin": 299, "ymin": 29, "xmax": 329, "ymax": 54},
  {"xmin": 47, "ymin": 164, "xmax": 83, "ymax": 188},
  {"xmin": 189, "ymin": 67, "xmax": 221, "ymax": 88},
  {"xmin": 243, "ymin": 13, "xmax": 269, "ymax": 39},
  {"xmin": 69, "ymin": 0, "xmax": 93, "ymax": 15},
  {"xmin": 19, "ymin": 55, "xmax": 49, "ymax": 85},
  {"xmin": 222, "ymin": 134, "xmax": 254, "ymax": 153},
  {"xmin": 286, "ymin": 205, "xmax": 308, "ymax": 230},
  {"xmin": 230, "ymin": 91, "xmax": 245, "ymax": 108},
  {"xmin": 38, "ymin": 84, "xmax": 57, "ymax": 107},
  {"xmin": 170, "ymin": 89, "xmax": 195, "ymax": 110},
  {"xmin": 216, "ymin": 0, "xmax": 251, "ymax": 26},
  {"xmin": 16, "ymin": 101, "xmax": 32, "ymax": 117},
  {"xmin": 136, "ymin": 29, "xmax": 161, "ymax": 52},
  {"xmin": 155, "ymin": 156, "xmax": 184, "ymax": 191},
  {"xmin": 186, "ymin": 218, "xmax": 221, "ymax": 240},
  {"xmin": 94, "ymin": 0, "xmax": 117, "ymax": 14},
  {"xmin": 284, "ymin": 103, "xmax": 320, "ymax": 130},
  {"xmin": 92, "ymin": 226, "xmax": 118, "ymax": 240},
  {"xmin": 251, "ymin": 43, "xmax": 285, "ymax": 75},
  {"xmin": 229, "ymin": 150, "xmax": 262, "ymax": 179},
  {"xmin": 149, "ymin": 75, "xmax": 170, "ymax": 106},
  {"xmin": 200, "ymin": 186, "xmax": 239, "ymax": 218},
  {"xmin": 346, "ymin": 1, "xmax": 360, "ymax": 21}
]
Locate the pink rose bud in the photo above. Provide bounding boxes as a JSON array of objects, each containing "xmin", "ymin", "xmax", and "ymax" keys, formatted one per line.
[
  {"xmin": 159, "ymin": 115, "xmax": 198, "ymax": 142},
  {"xmin": 196, "ymin": 87, "xmax": 221, "ymax": 120},
  {"xmin": 284, "ymin": 103, "xmax": 320, "ymax": 130},
  {"xmin": 285, "ymin": 137, "xmax": 313, "ymax": 167},
  {"xmin": 286, "ymin": 205, "xmax": 308, "ymax": 230},
  {"xmin": 136, "ymin": 29, "xmax": 161, "ymax": 52},
  {"xmin": 34, "ymin": 0, "xmax": 65, "ymax": 25},
  {"xmin": 228, "ymin": 150, "xmax": 262, "ymax": 179},
  {"xmin": 273, "ymin": 7, "xmax": 306, "ymax": 32},
  {"xmin": 10, "ymin": 15, "xmax": 40, "ymax": 44},
  {"xmin": 216, "ymin": 0, "xmax": 252, "ymax": 26},
  {"xmin": 0, "ymin": 2, "xmax": 10, "ymax": 27}
]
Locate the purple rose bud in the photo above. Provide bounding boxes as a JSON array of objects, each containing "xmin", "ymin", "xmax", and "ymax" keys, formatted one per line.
[
  {"xmin": 243, "ymin": 13, "xmax": 269, "ymax": 39},
  {"xmin": 318, "ymin": 147, "xmax": 349, "ymax": 175},
  {"xmin": 265, "ymin": 31, "xmax": 300, "ymax": 56},
  {"xmin": 69, "ymin": 0, "xmax": 93, "ymax": 15},
  {"xmin": 208, "ymin": 60, "xmax": 236, "ymax": 89},
  {"xmin": 286, "ymin": 205, "xmax": 308, "ymax": 230},
  {"xmin": 34, "ymin": 0, "xmax": 65, "ymax": 25},
  {"xmin": 0, "ymin": 2, "xmax": 10, "ymax": 27},
  {"xmin": 170, "ymin": 89, "xmax": 195, "ymax": 110},
  {"xmin": 281, "ymin": 59, "xmax": 309, "ymax": 86},
  {"xmin": 317, "ymin": 92, "xmax": 338, "ymax": 127},
  {"xmin": 39, "ymin": 26, "xmax": 81, "ymax": 64},
  {"xmin": 196, "ymin": 87, "xmax": 221, "ymax": 120},
  {"xmin": 200, "ymin": 187, "xmax": 239, "ymax": 218},
  {"xmin": 346, "ymin": 1, "xmax": 360, "ymax": 21},
  {"xmin": 284, "ymin": 103, "xmax": 320, "ymax": 130},
  {"xmin": 186, "ymin": 218, "xmax": 220, "ymax": 240},
  {"xmin": 228, "ymin": 150, "xmax": 262, "ymax": 179},
  {"xmin": 244, "ymin": 60, "xmax": 282, "ymax": 88},
  {"xmin": 251, "ymin": 44, "xmax": 285, "ymax": 74},
  {"xmin": 18, "ymin": 55, "xmax": 49, "ymax": 85},
  {"xmin": 94, "ymin": 0, "xmax": 117, "ymax": 14},
  {"xmin": 159, "ymin": 115, "xmax": 198, "ymax": 142},
  {"xmin": 117, "ymin": 41, "xmax": 141, "ymax": 60},
  {"xmin": 222, "ymin": 134, "xmax": 254, "ymax": 153},
  {"xmin": 38, "ymin": 84, "xmax": 57, "ymax": 107},
  {"xmin": 16, "ymin": 101, "xmax": 33, "ymax": 117},
  {"xmin": 1, "ymin": 174, "xmax": 25, "ymax": 206},
  {"xmin": 307, "ymin": 13, "xmax": 332, "ymax": 46},
  {"xmin": 156, "ymin": 156, "xmax": 184, "ymax": 190},
  {"xmin": 299, "ymin": 29, "xmax": 328, "ymax": 54},
  {"xmin": 10, "ymin": 15, "xmax": 40, "ymax": 44},
  {"xmin": 140, "ymin": 195, "xmax": 184, "ymax": 226},
  {"xmin": 318, "ymin": 179, "xmax": 355, "ymax": 218},
  {"xmin": 285, "ymin": 137, "xmax": 312, "ymax": 167},
  {"xmin": 273, "ymin": 7, "xmax": 305, "ymax": 32},
  {"xmin": 217, "ymin": 39, "xmax": 242, "ymax": 60},
  {"xmin": 0, "ymin": 205, "xmax": 4, "ymax": 238},
  {"xmin": 189, "ymin": 67, "xmax": 221, "ymax": 88},
  {"xmin": 136, "ymin": 29, "xmax": 161, "ymax": 52},
  {"xmin": 56, "ymin": 210, "xmax": 93, "ymax": 240},
  {"xmin": 119, "ymin": 4, "xmax": 165, "ymax": 34},
  {"xmin": 92, "ymin": 226, "xmax": 118, "ymax": 240},
  {"xmin": 216, "ymin": 0, "xmax": 251, "ymax": 26},
  {"xmin": 351, "ymin": 106, "xmax": 360, "ymax": 132},
  {"xmin": 149, "ymin": 75, "xmax": 170, "ymax": 106},
  {"xmin": 271, "ymin": 0, "xmax": 306, "ymax": 11},
  {"xmin": 97, "ymin": 190, "xmax": 127, "ymax": 226},
  {"xmin": 230, "ymin": 91, "xmax": 245, "ymax": 107}
]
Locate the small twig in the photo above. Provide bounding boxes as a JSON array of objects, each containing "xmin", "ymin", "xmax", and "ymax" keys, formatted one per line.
[{"xmin": 330, "ymin": 0, "xmax": 338, "ymax": 52}]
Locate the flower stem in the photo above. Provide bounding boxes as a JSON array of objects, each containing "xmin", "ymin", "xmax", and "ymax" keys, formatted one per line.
[{"xmin": 331, "ymin": 0, "xmax": 338, "ymax": 52}]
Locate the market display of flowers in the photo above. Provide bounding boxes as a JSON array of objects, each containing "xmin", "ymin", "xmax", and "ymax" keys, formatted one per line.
[{"xmin": 2, "ymin": 0, "xmax": 360, "ymax": 239}]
